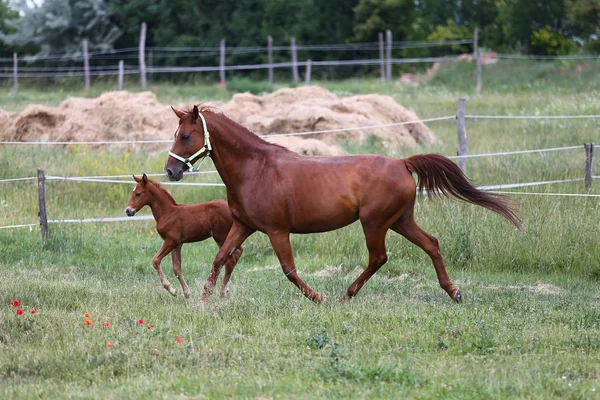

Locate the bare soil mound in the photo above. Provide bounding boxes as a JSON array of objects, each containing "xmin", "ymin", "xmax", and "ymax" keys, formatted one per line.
[{"xmin": 0, "ymin": 87, "xmax": 437, "ymax": 155}]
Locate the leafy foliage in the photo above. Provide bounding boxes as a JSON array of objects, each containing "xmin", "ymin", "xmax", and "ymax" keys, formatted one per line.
[{"xmin": 1, "ymin": 0, "xmax": 121, "ymax": 56}]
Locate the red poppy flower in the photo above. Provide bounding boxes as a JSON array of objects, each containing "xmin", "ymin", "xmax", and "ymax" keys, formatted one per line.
[
  {"xmin": 11, "ymin": 300, "xmax": 19, "ymax": 307},
  {"xmin": 106, "ymin": 343, "xmax": 113, "ymax": 348},
  {"xmin": 176, "ymin": 336, "xmax": 184, "ymax": 343},
  {"xmin": 138, "ymin": 319, "xmax": 144, "ymax": 325},
  {"xmin": 104, "ymin": 321, "xmax": 110, "ymax": 327},
  {"xmin": 16, "ymin": 309, "xmax": 23, "ymax": 315},
  {"xmin": 84, "ymin": 319, "xmax": 93, "ymax": 326},
  {"xmin": 31, "ymin": 309, "xmax": 37, "ymax": 315},
  {"xmin": 84, "ymin": 313, "xmax": 91, "ymax": 318},
  {"xmin": 147, "ymin": 324, "xmax": 154, "ymax": 329}
]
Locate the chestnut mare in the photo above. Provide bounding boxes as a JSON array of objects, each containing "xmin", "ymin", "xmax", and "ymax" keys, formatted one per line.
[
  {"xmin": 165, "ymin": 106, "xmax": 520, "ymax": 303},
  {"xmin": 125, "ymin": 174, "xmax": 243, "ymax": 298}
]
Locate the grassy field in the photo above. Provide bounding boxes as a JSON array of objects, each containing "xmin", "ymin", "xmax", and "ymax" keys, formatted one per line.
[{"xmin": 1, "ymin": 60, "xmax": 600, "ymax": 399}]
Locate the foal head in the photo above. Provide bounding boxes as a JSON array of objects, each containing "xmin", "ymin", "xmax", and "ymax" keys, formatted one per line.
[
  {"xmin": 165, "ymin": 105, "xmax": 210, "ymax": 181},
  {"xmin": 125, "ymin": 174, "xmax": 154, "ymax": 216}
]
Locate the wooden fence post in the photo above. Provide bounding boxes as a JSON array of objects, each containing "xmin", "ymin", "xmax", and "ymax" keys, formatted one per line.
[
  {"xmin": 305, "ymin": 59, "xmax": 312, "ymax": 86},
  {"xmin": 476, "ymin": 49, "xmax": 482, "ymax": 93},
  {"xmin": 12, "ymin": 52, "xmax": 17, "ymax": 97},
  {"xmin": 148, "ymin": 50, "xmax": 153, "ymax": 85},
  {"xmin": 267, "ymin": 35, "xmax": 273, "ymax": 85},
  {"xmin": 585, "ymin": 142, "xmax": 595, "ymax": 191},
  {"xmin": 118, "ymin": 60, "xmax": 124, "ymax": 91},
  {"xmin": 473, "ymin": 27, "xmax": 479, "ymax": 58},
  {"xmin": 456, "ymin": 99, "xmax": 468, "ymax": 173},
  {"xmin": 219, "ymin": 39, "xmax": 226, "ymax": 84},
  {"xmin": 37, "ymin": 169, "xmax": 48, "ymax": 242},
  {"xmin": 385, "ymin": 30, "xmax": 392, "ymax": 81},
  {"xmin": 379, "ymin": 32, "xmax": 385, "ymax": 83},
  {"xmin": 291, "ymin": 37, "xmax": 299, "ymax": 84},
  {"xmin": 82, "ymin": 39, "xmax": 90, "ymax": 92},
  {"xmin": 139, "ymin": 22, "xmax": 147, "ymax": 89}
]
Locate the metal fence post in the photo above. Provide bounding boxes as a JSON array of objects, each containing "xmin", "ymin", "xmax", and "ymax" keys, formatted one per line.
[
  {"xmin": 12, "ymin": 52, "xmax": 18, "ymax": 97},
  {"xmin": 220, "ymin": 39, "xmax": 226, "ymax": 84},
  {"xmin": 267, "ymin": 35, "xmax": 273, "ymax": 85}
]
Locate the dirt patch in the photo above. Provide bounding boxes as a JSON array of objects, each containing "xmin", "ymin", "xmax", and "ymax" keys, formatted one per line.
[
  {"xmin": 313, "ymin": 265, "xmax": 342, "ymax": 277},
  {"xmin": 483, "ymin": 282, "xmax": 564, "ymax": 295},
  {"xmin": 0, "ymin": 86, "xmax": 437, "ymax": 156}
]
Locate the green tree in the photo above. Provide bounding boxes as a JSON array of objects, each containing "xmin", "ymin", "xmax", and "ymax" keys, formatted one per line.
[
  {"xmin": 2, "ymin": 0, "xmax": 121, "ymax": 56},
  {"xmin": 0, "ymin": 0, "xmax": 19, "ymax": 57},
  {"xmin": 567, "ymin": 0, "xmax": 600, "ymax": 52},
  {"xmin": 352, "ymin": 0, "xmax": 417, "ymax": 42}
]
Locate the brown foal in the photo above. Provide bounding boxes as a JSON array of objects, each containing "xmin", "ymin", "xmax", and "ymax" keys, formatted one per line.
[
  {"xmin": 165, "ymin": 106, "xmax": 520, "ymax": 303},
  {"xmin": 125, "ymin": 174, "xmax": 243, "ymax": 298}
]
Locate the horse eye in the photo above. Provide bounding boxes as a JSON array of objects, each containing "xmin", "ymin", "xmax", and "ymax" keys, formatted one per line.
[
  {"xmin": 135, "ymin": 192, "xmax": 141, "ymax": 197},
  {"xmin": 181, "ymin": 134, "xmax": 190, "ymax": 140}
]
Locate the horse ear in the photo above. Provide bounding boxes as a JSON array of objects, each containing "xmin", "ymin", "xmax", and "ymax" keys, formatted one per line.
[
  {"xmin": 133, "ymin": 175, "xmax": 141, "ymax": 183},
  {"xmin": 142, "ymin": 174, "xmax": 148, "ymax": 186},
  {"xmin": 171, "ymin": 106, "xmax": 185, "ymax": 119},
  {"xmin": 192, "ymin": 105, "xmax": 199, "ymax": 123}
]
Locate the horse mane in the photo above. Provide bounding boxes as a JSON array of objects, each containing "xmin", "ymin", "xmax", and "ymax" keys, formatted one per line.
[{"xmin": 181, "ymin": 105, "xmax": 291, "ymax": 153}]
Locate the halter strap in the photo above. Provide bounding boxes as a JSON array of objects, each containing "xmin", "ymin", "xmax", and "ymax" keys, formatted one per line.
[{"xmin": 168, "ymin": 111, "xmax": 212, "ymax": 172}]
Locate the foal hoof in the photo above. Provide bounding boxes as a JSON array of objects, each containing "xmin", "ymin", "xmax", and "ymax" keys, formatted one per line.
[
  {"xmin": 339, "ymin": 295, "xmax": 352, "ymax": 303},
  {"xmin": 452, "ymin": 289, "xmax": 463, "ymax": 303},
  {"xmin": 184, "ymin": 292, "xmax": 191, "ymax": 300}
]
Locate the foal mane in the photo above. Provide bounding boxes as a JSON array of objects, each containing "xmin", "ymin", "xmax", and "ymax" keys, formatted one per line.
[
  {"xmin": 146, "ymin": 178, "xmax": 177, "ymax": 205},
  {"xmin": 180, "ymin": 105, "xmax": 291, "ymax": 153}
]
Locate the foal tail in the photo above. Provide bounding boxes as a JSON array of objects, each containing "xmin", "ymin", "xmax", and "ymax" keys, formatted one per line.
[{"xmin": 404, "ymin": 154, "xmax": 521, "ymax": 229}]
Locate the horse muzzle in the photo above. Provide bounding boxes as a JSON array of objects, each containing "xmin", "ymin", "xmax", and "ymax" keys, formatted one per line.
[
  {"xmin": 164, "ymin": 165, "xmax": 184, "ymax": 181},
  {"xmin": 125, "ymin": 207, "xmax": 136, "ymax": 217}
]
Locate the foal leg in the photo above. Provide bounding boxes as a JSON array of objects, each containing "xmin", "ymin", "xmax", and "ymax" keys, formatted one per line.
[
  {"xmin": 341, "ymin": 227, "xmax": 388, "ymax": 302},
  {"xmin": 220, "ymin": 245, "xmax": 244, "ymax": 297},
  {"xmin": 391, "ymin": 215, "xmax": 462, "ymax": 302},
  {"xmin": 202, "ymin": 220, "xmax": 254, "ymax": 300},
  {"xmin": 152, "ymin": 241, "xmax": 178, "ymax": 296},
  {"xmin": 171, "ymin": 244, "xmax": 191, "ymax": 299},
  {"xmin": 268, "ymin": 231, "xmax": 325, "ymax": 304}
]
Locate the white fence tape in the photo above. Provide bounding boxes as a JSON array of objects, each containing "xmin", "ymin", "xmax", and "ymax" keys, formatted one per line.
[
  {"xmin": 0, "ymin": 177, "xmax": 37, "ymax": 183},
  {"xmin": 447, "ymin": 145, "xmax": 582, "ymax": 159},
  {"xmin": 491, "ymin": 191, "xmax": 600, "ymax": 197},
  {"xmin": 466, "ymin": 114, "xmax": 600, "ymax": 120},
  {"xmin": 45, "ymin": 176, "xmax": 225, "ymax": 187}
]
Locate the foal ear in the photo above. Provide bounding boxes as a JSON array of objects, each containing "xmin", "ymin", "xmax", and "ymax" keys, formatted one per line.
[
  {"xmin": 192, "ymin": 105, "xmax": 199, "ymax": 123},
  {"xmin": 142, "ymin": 174, "xmax": 148, "ymax": 186},
  {"xmin": 171, "ymin": 106, "xmax": 186, "ymax": 120},
  {"xmin": 133, "ymin": 175, "xmax": 141, "ymax": 183}
]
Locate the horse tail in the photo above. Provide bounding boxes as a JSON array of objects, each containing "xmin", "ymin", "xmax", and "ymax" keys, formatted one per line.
[{"xmin": 404, "ymin": 154, "xmax": 521, "ymax": 229}]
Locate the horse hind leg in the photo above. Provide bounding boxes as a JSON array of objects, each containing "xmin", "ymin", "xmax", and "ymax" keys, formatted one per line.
[
  {"xmin": 342, "ymin": 226, "xmax": 388, "ymax": 301},
  {"xmin": 220, "ymin": 245, "xmax": 244, "ymax": 297},
  {"xmin": 391, "ymin": 214, "xmax": 462, "ymax": 303},
  {"xmin": 171, "ymin": 244, "xmax": 191, "ymax": 299}
]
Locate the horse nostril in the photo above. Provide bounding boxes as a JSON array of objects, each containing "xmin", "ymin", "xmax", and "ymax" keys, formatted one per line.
[{"xmin": 166, "ymin": 168, "xmax": 173, "ymax": 178}]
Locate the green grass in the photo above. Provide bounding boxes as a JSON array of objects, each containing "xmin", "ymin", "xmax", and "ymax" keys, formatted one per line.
[{"xmin": 1, "ymin": 60, "xmax": 600, "ymax": 398}]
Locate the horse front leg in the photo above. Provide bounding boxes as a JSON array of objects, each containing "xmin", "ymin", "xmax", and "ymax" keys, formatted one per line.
[
  {"xmin": 152, "ymin": 241, "xmax": 178, "ymax": 296},
  {"xmin": 202, "ymin": 220, "xmax": 254, "ymax": 300},
  {"xmin": 220, "ymin": 245, "xmax": 244, "ymax": 297},
  {"xmin": 268, "ymin": 231, "xmax": 326, "ymax": 304}
]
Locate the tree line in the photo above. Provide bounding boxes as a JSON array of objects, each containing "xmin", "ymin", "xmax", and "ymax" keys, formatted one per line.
[{"xmin": 0, "ymin": 0, "xmax": 598, "ymax": 60}]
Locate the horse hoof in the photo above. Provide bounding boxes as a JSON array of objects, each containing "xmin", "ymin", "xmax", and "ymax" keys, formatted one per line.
[
  {"xmin": 184, "ymin": 292, "xmax": 191, "ymax": 300},
  {"xmin": 452, "ymin": 289, "xmax": 463, "ymax": 303}
]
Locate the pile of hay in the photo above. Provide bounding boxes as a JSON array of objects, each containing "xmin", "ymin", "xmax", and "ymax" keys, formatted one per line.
[{"xmin": 0, "ymin": 86, "xmax": 437, "ymax": 156}]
